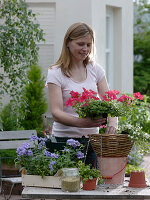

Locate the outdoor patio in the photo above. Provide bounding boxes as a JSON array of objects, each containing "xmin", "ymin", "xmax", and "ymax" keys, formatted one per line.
[{"xmin": 0, "ymin": 0, "xmax": 149, "ymax": 199}]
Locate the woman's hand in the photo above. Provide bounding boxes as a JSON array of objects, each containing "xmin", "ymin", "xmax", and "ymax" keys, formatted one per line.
[
  {"xmin": 48, "ymin": 84, "xmax": 107, "ymax": 128},
  {"xmin": 77, "ymin": 117, "xmax": 107, "ymax": 128},
  {"xmin": 105, "ymin": 126, "xmax": 117, "ymax": 134}
]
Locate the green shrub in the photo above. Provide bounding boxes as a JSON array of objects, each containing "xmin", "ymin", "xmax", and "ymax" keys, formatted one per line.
[
  {"xmin": 0, "ymin": 100, "xmax": 23, "ymax": 131},
  {"xmin": 119, "ymin": 95, "xmax": 150, "ymax": 135},
  {"xmin": 20, "ymin": 64, "xmax": 48, "ymax": 130},
  {"xmin": 0, "ymin": 0, "xmax": 45, "ymax": 103},
  {"xmin": 1, "ymin": 150, "xmax": 17, "ymax": 166},
  {"xmin": 119, "ymin": 95, "xmax": 150, "ymax": 156}
]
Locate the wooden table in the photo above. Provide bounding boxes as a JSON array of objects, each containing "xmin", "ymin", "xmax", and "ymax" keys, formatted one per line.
[{"xmin": 22, "ymin": 178, "xmax": 150, "ymax": 199}]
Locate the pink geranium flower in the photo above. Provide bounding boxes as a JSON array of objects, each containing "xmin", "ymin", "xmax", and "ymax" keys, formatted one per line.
[
  {"xmin": 66, "ymin": 88, "xmax": 144, "ymax": 119},
  {"xmin": 105, "ymin": 91, "xmax": 118, "ymax": 100},
  {"xmin": 70, "ymin": 91, "xmax": 80, "ymax": 98},
  {"xmin": 112, "ymin": 90, "xmax": 120, "ymax": 95},
  {"xmin": 117, "ymin": 94, "xmax": 130, "ymax": 103},
  {"xmin": 133, "ymin": 92, "xmax": 143, "ymax": 100},
  {"xmin": 66, "ymin": 98, "xmax": 74, "ymax": 106},
  {"xmin": 101, "ymin": 95, "xmax": 110, "ymax": 101}
]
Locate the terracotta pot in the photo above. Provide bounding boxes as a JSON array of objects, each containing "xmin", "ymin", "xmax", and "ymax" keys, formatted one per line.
[
  {"xmin": 82, "ymin": 178, "xmax": 97, "ymax": 190},
  {"xmin": 128, "ymin": 171, "xmax": 147, "ymax": 188},
  {"xmin": 21, "ymin": 168, "xmax": 27, "ymax": 175}
]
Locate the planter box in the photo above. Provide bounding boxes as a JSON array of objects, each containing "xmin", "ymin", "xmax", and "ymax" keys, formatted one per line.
[{"xmin": 22, "ymin": 174, "xmax": 61, "ymax": 188}]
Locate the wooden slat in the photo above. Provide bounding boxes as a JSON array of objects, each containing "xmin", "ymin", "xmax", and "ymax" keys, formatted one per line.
[
  {"xmin": 22, "ymin": 175, "xmax": 61, "ymax": 188},
  {"xmin": 0, "ymin": 140, "xmax": 37, "ymax": 150},
  {"xmin": 0, "ymin": 130, "xmax": 37, "ymax": 140}
]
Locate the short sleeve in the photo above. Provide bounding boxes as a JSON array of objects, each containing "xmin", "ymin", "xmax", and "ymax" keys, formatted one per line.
[
  {"xmin": 46, "ymin": 67, "xmax": 62, "ymax": 87},
  {"xmin": 94, "ymin": 63, "xmax": 105, "ymax": 83}
]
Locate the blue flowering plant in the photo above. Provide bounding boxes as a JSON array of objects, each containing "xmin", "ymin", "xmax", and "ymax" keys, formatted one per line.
[{"xmin": 15, "ymin": 136, "xmax": 85, "ymax": 178}]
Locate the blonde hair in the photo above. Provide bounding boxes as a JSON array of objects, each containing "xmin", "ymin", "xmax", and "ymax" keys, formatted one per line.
[{"xmin": 52, "ymin": 22, "xmax": 95, "ymax": 77}]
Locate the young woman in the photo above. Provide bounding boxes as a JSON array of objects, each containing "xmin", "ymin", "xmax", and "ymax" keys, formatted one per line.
[{"xmin": 47, "ymin": 22, "xmax": 117, "ymax": 166}]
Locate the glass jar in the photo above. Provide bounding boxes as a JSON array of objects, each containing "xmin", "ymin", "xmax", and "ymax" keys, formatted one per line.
[{"xmin": 61, "ymin": 168, "xmax": 80, "ymax": 192}]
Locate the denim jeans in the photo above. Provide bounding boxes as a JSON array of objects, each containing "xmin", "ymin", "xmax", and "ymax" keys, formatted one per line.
[{"xmin": 85, "ymin": 142, "xmax": 97, "ymax": 168}]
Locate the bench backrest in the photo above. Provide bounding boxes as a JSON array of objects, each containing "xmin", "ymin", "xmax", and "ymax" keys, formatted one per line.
[
  {"xmin": 0, "ymin": 130, "xmax": 37, "ymax": 150},
  {"xmin": 0, "ymin": 130, "xmax": 37, "ymax": 178}
]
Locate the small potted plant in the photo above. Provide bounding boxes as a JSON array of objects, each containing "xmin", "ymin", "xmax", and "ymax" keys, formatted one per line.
[
  {"xmin": 119, "ymin": 124, "xmax": 149, "ymax": 187},
  {"xmin": 78, "ymin": 161, "xmax": 102, "ymax": 190}
]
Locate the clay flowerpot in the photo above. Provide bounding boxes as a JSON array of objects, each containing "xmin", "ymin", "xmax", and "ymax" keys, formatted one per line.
[
  {"xmin": 97, "ymin": 157, "xmax": 127, "ymax": 184},
  {"xmin": 21, "ymin": 168, "xmax": 27, "ymax": 175},
  {"xmin": 82, "ymin": 178, "xmax": 97, "ymax": 190},
  {"xmin": 128, "ymin": 171, "xmax": 147, "ymax": 188}
]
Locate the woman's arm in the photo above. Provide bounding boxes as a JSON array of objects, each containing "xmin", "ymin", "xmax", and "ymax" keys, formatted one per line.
[
  {"xmin": 48, "ymin": 83, "xmax": 106, "ymax": 128},
  {"xmin": 97, "ymin": 76, "xmax": 118, "ymax": 134}
]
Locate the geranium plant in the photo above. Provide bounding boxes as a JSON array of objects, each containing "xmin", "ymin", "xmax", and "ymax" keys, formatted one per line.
[
  {"xmin": 15, "ymin": 136, "xmax": 85, "ymax": 178},
  {"xmin": 66, "ymin": 88, "xmax": 144, "ymax": 120}
]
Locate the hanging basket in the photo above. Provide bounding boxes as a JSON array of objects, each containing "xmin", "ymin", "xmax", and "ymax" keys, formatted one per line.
[{"xmin": 88, "ymin": 134, "xmax": 134, "ymax": 157}]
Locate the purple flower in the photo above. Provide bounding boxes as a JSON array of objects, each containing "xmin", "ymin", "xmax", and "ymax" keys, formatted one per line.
[
  {"xmin": 30, "ymin": 135, "xmax": 38, "ymax": 141},
  {"xmin": 38, "ymin": 137, "xmax": 46, "ymax": 145},
  {"xmin": 16, "ymin": 143, "xmax": 33, "ymax": 157},
  {"xmin": 38, "ymin": 140, "xmax": 46, "ymax": 146},
  {"xmin": 37, "ymin": 140, "xmax": 46, "ymax": 150},
  {"xmin": 76, "ymin": 151, "xmax": 84, "ymax": 159},
  {"xmin": 44, "ymin": 150, "xmax": 51, "ymax": 157},
  {"xmin": 49, "ymin": 161, "xmax": 56, "ymax": 171},
  {"xmin": 16, "ymin": 146, "xmax": 26, "ymax": 156},
  {"xmin": 37, "ymin": 143, "xmax": 43, "ymax": 150},
  {"xmin": 22, "ymin": 142, "xmax": 30, "ymax": 149},
  {"xmin": 38, "ymin": 137, "xmax": 47, "ymax": 142},
  {"xmin": 67, "ymin": 139, "xmax": 80, "ymax": 148},
  {"xmin": 27, "ymin": 149, "xmax": 33, "ymax": 156},
  {"xmin": 62, "ymin": 148, "xmax": 70, "ymax": 153},
  {"xmin": 50, "ymin": 153, "xmax": 59, "ymax": 158}
]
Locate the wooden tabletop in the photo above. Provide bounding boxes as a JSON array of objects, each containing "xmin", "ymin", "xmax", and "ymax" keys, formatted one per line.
[{"xmin": 22, "ymin": 178, "xmax": 150, "ymax": 199}]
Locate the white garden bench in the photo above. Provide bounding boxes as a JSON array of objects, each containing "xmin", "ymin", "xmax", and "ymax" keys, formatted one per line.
[{"xmin": 0, "ymin": 130, "xmax": 37, "ymax": 200}]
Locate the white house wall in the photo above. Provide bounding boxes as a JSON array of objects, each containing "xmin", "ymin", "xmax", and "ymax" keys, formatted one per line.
[
  {"xmin": 26, "ymin": 0, "xmax": 56, "ymax": 111},
  {"xmin": 26, "ymin": 0, "xmax": 133, "ymax": 94},
  {"xmin": 91, "ymin": 0, "xmax": 133, "ymax": 92},
  {"xmin": 26, "ymin": 0, "xmax": 56, "ymax": 77},
  {"xmin": 55, "ymin": 0, "xmax": 92, "ymax": 62}
]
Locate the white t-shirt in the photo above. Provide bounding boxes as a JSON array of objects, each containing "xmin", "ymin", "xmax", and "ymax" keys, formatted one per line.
[{"xmin": 47, "ymin": 62, "xmax": 105, "ymax": 138}]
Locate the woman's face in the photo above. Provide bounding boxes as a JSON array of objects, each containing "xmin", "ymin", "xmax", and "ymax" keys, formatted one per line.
[{"xmin": 67, "ymin": 34, "xmax": 93, "ymax": 63}]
